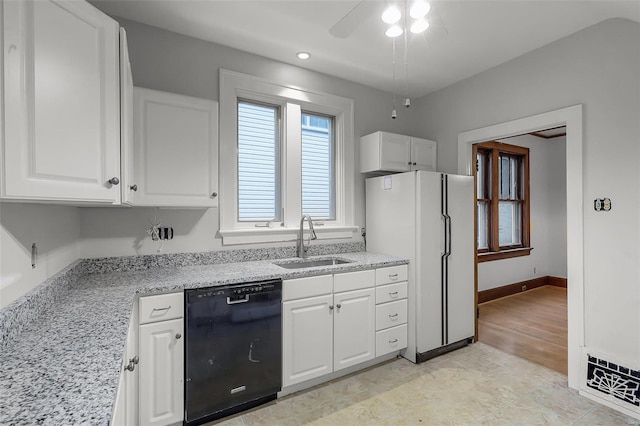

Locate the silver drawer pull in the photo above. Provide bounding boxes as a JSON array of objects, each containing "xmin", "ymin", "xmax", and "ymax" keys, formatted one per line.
[
  {"xmin": 389, "ymin": 339, "xmax": 398, "ymax": 344},
  {"xmin": 388, "ymin": 291, "xmax": 398, "ymax": 297},
  {"xmin": 152, "ymin": 306, "xmax": 171, "ymax": 312},
  {"xmin": 389, "ymin": 273, "xmax": 398, "ymax": 280},
  {"xmin": 389, "ymin": 313, "xmax": 399, "ymax": 319}
]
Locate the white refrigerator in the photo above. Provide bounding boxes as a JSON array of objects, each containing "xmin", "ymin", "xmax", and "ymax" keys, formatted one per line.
[{"xmin": 366, "ymin": 171, "xmax": 475, "ymax": 363}]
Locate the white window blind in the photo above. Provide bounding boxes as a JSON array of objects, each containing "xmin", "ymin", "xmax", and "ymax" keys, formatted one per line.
[
  {"xmin": 301, "ymin": 113, "xmax": 335, "ymax": 220},
  {"xmin": 237, "ymin": 101, "xmax": 280, "ymax": 222}
]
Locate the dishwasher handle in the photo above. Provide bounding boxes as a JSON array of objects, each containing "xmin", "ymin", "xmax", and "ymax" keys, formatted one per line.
[{"xmin": 227, "ymin": 295, "xmax": 250, "ymax": 304}]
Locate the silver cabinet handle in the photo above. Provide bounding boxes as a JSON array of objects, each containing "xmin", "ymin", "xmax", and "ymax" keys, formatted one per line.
[
  {"xmin": 389, "ymin": 313, "xmax": 399, "ymax": 319},
  {"xmin": 152, "ymin": 306, "xmax": 171, "ymax": 312},
  {"xmin": 329, "ymin": 305, "xmax": 334, "ymax": 311},
  {"xmin": 336, "ymin": 303, "xmax": 342, "ymax": 309},
  {"xmin": 389, "ymin": 339, "xmax": 398, "ymax": 344},
  {"xmin": 130, "ymin": 184, "xmax": 138, "ymax": 191},
  {"xmin": 212, "ymin": 192, "xmax": 218, "ymax": 197},
  {"xmin": 389, "ymin": 274, "xmax": 398, "ymax": 280},
  {"xmin": 108, "ymin": 177, "xmax": 120, "ymax": 185},
  {"xmin": 124, "ymin": 356, "xmax": 139, "ymax": 372},
  {"xmin": 175, "ymin": 333, "xmax": 182, "ymax": 340},
  {"xmin": 389, "ymin": 291, "xmax": 398, "ymax": 297}
]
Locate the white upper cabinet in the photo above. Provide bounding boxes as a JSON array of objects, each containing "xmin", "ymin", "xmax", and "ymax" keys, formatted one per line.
[
  {"xmin": 119, "ymin": 27, "xmax": 135, "ymax": 206},
  {"xmin": 131, "ymin": 87, "xmax": 219, "ymax": 207},
  {"xmin": 360, "ymin": 131, "xmax": 437, "ymax": 173},
  {"xmin": 2, "ymin": 0, "xmax": 121, "ymax": 203},
  {"xmin": 410, "ymin": 136, "xmax": 437, "ymax": 171}
]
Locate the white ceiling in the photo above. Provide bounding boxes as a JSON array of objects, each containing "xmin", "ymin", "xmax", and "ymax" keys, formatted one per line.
[{"xmin": 91, "ymin": 0, "xmax": 640, "ymax": 98}]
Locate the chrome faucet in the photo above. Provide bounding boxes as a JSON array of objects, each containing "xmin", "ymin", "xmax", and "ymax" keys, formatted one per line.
[{"xmin": 297, "ymin": 215, "xmax": 317, "ymax": 258}]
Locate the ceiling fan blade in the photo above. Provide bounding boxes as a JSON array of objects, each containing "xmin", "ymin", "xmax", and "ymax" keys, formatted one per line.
[{"xmin": 329, "ymin": 1, "xmax": 371, "ymax": 38}]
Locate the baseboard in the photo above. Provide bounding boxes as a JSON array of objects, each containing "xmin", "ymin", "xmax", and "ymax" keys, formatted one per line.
[
  {"xmin": 547, "ymin": 276, "xmax": 568, "ymax": 288},
  {"xmin": 478, "ymin": 276, "xmax": 567, "ymax": 303}
]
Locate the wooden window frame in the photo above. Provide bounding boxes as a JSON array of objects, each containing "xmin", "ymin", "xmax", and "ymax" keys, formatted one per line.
[{"xmin": 473, "ymin": 141, "xmax": 531, "ymax": 262}]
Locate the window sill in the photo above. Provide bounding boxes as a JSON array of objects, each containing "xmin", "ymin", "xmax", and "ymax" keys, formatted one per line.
[
  {"xmin": 219, "ymin": 225, "xmax": 358, "ymax": 245},
  {"xmin": 478, "ymin": 247, "xmax": 533, "ymax": 263}
]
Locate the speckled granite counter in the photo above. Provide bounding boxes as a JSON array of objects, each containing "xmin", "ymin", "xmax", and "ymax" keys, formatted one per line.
[{"xmin": 0, "ymin": 250, "xmax": 407, "ymax": 425}]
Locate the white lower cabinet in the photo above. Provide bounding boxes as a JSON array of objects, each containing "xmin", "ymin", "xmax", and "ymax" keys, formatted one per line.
[
  {"xmin": 134, "ymin": 292, "xmax": 184, "ymax": 426},
  {"xmin": 333, "ymin": 288, "xmax": 375, "ymax": 371},
  {"xmin": 282, "ymin": 270, "xmax": 378, "ymax": 388},
  {"xmin": 283, "ymin": 294, "xmax": 334, "ymax": 387}
]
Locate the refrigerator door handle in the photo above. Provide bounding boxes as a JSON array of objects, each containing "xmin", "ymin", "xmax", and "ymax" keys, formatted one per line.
[
  {"xmin": 441, "ymin": 213, "xmax": 448, "ymax": 256},
  {"xmin": 446, "ymin": 214, "xmax": 452, "ymax": 257}
]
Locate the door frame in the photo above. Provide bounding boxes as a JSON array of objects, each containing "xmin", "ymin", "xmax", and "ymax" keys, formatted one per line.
[{"xmin": 457, "ymin": 104, "xmax": 583, "ymax": 389}]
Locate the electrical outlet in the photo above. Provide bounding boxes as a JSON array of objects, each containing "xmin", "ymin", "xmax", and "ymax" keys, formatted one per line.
[{"xmin": 522, "ymin": 285, "xmax": 527, "ymax": 292}]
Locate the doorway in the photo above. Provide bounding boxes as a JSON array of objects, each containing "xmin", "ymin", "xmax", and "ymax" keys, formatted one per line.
[
  {"xmin": 457, "ymin": 104, "xmax": 583, "ymax": 389},
  {"xmin": 473, "ymin": 129, "xmax": 568, "ymax": 374}
]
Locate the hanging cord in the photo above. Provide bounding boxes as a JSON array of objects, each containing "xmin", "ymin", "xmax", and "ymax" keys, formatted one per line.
[
  {"xmin": 404, "ymin": 0, "xmax": 409, "ymax": 100},
  {"xmin": 392, "ymin": 37, "xmax": 397, "ymax": 118}
]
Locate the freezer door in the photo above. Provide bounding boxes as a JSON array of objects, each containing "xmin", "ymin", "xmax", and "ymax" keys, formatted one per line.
[
  {"xmin": 445, "ymin": 174, "xmax": 475, "ymax": 344},
  {"xmin": 415, "ymin": 171, "xmax": 443, "ymax": 354}
]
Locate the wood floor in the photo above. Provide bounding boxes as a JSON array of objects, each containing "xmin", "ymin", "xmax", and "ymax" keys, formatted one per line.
[{"xmin": 478, "ymin": 285, "xmax": 568, "ymax": 375}]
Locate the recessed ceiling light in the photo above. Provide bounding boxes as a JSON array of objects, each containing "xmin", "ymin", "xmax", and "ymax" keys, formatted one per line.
[
  {"xmin": 410, "ymin": 1, "xmax": 431, "ymax": 19},
  {"xmin": 296, "ymin": 52, "xmax": 311, "ymax": 60},
  {"xmin": 381, "ymin": 5, "xmax": 401, "ymax": 24},
  {"xmin": 410, "ymin": 19, "xmax": 429, "ymax": 34},
  {"xmin": 385, "ymin": 25, "xmax": 404, "ymax": 38}
]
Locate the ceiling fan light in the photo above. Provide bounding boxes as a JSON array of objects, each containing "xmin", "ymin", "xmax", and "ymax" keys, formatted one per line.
[
  {"xmin": 410, "ymin": 18, "xmax": 429, "ymax": 34},
  {"xmin": 385, "ymin": 25, "xmax": 404, "ymax": 38},
  {"xmin": 381, "ymin": 5, "xmax": 401, "ymax": 24},
  {"xmin": 410, "ymin": 1, "xmax": 431, "ymax": 19}
]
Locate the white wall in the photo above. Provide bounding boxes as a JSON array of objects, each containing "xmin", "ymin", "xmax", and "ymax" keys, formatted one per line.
[
  {"xmin": 478, "ymin": 134, "xmax": 567, "ymax": 291},
  {"xmin": 0, "ymin": 203, "xmax": 80, "ymax": 308},
  {"xmin": 412, "ymin": 18, "xmax": 640, "ymax": 362},
  {"xmin": 79, "ymin": 16, "xmax": 419, "ymax": 258}
]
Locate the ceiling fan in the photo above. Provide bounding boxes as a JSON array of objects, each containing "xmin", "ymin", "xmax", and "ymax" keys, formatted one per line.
[{"xmin": 328, "ymin": 0, "xmax": 448, "ymax": 39}]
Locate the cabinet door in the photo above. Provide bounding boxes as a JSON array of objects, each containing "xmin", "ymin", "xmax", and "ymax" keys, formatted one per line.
[
  {"xmin": 380, "ymin": 132, "xmax": 411, "ymax": 172},
  {"xmin": 410, "ymin": 137, "xmax": 437, "ymax": 171},
  {"xmin": 139, "ymin": 319, "xmax": 184, "ymax": 426},
  {"xmin": 132, "ymin": 87, "xmax": 219, "ymax": 207},
  {"xmin": 283, "ymin": 294, "xmax": 333, "ymax": 387},
  {"xmin": 2, "ymin": 0, "xmax": 121, "ymax": 203},
  {"xmin": 120, "ymin": 28, "xmax": 135, "ymax": 205},
  {"xmin": 334, "ymin": 288, "xmax": 375, "ymax": 371}
]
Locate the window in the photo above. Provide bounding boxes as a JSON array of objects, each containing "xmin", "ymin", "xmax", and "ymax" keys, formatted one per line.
[
  {"xmin": 473, "ymin": 141, "xmax": 531, "ymax": 262},
  {"xmin": 237, "ymin": 101, "xmax": 281, "ymax": 222},
  {"xmin": 301, "ymin": 112, "xmax": 334, "ymax": 220},
  {"xmin": 219, "ymin": 70, "xmax": 356, "ymax": 245}
]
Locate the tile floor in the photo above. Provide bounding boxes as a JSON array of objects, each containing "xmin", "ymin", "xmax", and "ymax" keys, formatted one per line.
[{"xmin": 209, "ymin": 343, "xmax": 639, "ymax": 425}]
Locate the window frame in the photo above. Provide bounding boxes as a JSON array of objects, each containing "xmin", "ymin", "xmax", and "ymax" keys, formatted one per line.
[
  {"xmin": 473, "ymin": 141, "xmax": 531, "ymax": 262},
  {"xmin": 219, "ymin": 69, "xmax": 356, "ymax": 245}
]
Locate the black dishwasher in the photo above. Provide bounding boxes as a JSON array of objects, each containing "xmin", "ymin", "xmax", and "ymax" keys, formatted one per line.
[{"xmin": 184, "ymin": 279, "xmax": 282, "ymax": 425}]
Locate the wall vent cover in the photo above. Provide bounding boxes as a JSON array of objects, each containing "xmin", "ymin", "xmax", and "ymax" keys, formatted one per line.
[{"xmin": 586, "ymin": 354, "xmax": 640, "ymax": 407}]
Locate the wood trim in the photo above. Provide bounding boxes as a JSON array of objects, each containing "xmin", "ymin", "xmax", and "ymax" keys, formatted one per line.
[
  {"xmin": 548, "ymin": 276, "xmax": 568, "ymax": 288},
  {"xmin": 478, "ymin": 276, "xmax": 568, "ymax": 303},
  {"xmin": 478, "ymin": 247, "xmax": 532, "ymax": 262}
]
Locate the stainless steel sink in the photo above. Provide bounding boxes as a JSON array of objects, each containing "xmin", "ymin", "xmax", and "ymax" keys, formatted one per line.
[{"xmin": 274, "ymin": 257, "xmax": 352, "ymax": 269}]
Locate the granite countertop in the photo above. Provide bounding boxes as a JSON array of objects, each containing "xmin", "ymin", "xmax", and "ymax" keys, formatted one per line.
[{"xmin": 0, "ymin": 251, "xmax": 407, "ymax": 425}]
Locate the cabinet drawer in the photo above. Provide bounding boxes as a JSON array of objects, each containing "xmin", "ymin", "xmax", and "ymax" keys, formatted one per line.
[
  {"xmin": 376, "ymin": 324, "xmax": 408, "ymax": 357},
  {"xmin": 375, "ymin": 265, "xmax": 408, "ymax": 286},
  {"xmin": 375, "ymin": 299, "xmax": 408, "ymax": 331},
  {"xmin": 376, "ymin": 282, "xmax": 408, "ymax": 304},
  {"xmin": 283, "ymin": 275, "xmax": 333, "ymax": 301},
  {"xmin": 333, "ymin": 269, "xmax": 375, "ymax": 293},
  {"xmin": 139, "ymin": 292, "xmax": 184, "ymax": 325}
]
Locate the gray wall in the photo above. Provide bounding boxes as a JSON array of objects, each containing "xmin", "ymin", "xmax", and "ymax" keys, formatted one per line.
[
  {"xmin": 80, "ymin": 16, "xmax": 421, "ymax": 257},
  {"xmin": 411, "ymin": 18, "xmax": 640, "ymax": 362}
]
